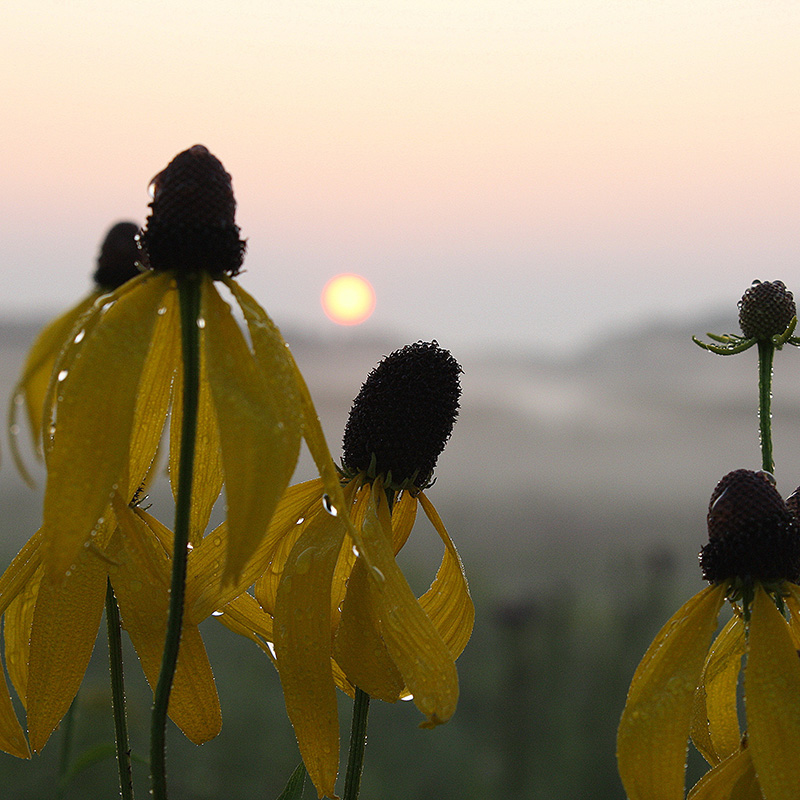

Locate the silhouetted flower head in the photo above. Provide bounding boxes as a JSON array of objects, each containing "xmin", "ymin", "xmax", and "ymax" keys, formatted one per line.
[
  {"xmin": 92, "ymin": 221, "xmax": 144, "ymax": 290},
  {"xmin": 700, "ymin": 469, "xmax": 800, "ymax": 585},
  {"xmin": 738, "ymin": 280, "xmax": 796, "ymax": 340},
  {"xmin": 141, "ymin": 145, "xmax": 246, "ymax": 278},
  {"xmin": 341, "ymin": 341, "xmax": 462, "ymax": 490}
]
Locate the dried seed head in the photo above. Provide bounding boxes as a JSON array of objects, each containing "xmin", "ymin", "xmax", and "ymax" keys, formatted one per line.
[
  {"xmin": 738, "ymin": 280, "xmax": 795, "ymax": 340},
  {"xmin": 700, "ymin": 469, "xmax": 800, "ymax": 584},
  {"xmin": 92, "ymin": 221, "xmax": 143, "ymax": 290},
  {"xmin": 341, "ymin": 341, "xmax": 462, "ymax": 490},
  {"xmin": 141, "ymin": 145, "xmax": 245, "ymax": 278}
]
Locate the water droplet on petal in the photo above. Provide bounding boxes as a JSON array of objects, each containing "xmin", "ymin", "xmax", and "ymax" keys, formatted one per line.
[
  {"xmin": 352, "ymin": 545, "xmax": 360, "ymax": 557},
  {"xmin": 196, "ymin": 317, "xmax": 206, "ymax": 329},
  {"xmin": 295, "ymin": 516, "xmax": 305, "ymax": 526},
  {"xmin": 73, "ymin": 329, "xmax": 85, "ymax": 344},
  {"xmin": 322, "ymin": 495, "xmax": 338, "ymax": 517},
  {"xmin": 211, "ymin": 610, "xmax": 224, "ymax": 617},
  {"xmin": 186, "ymin": 542, "xmax": 194, "ymax": 552},
  {"xmin": 371, "ymin": 566, "xmax": 386, "ymax": 584},
  {"xmin": 57, "ymin": 369, "xmax": 68, "ymax": 382},
  {"xmin": 157, "ymin": 306, "xmax": 167, "ymax": 316}
]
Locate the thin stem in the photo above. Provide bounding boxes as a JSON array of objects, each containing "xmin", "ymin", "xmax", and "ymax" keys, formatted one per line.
[
  {"xmin": 106, "ymin": 578, "xmax": 134, "ymax": 800},
  {"xmin": 150, "ymin": 275, "xmax": 202, "ymax": 800},
  {"xmin": 342, "ymin": 688, "xmax": 371, "ymax": 800},
  {"xmin": 757, "ymin": 341, "xmax": 775, "ymax": 474}
]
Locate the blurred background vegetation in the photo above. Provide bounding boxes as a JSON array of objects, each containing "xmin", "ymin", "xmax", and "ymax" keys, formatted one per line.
[{"xmin": 2, "ymin": 313, "xmax": 800, "ymax": 798}]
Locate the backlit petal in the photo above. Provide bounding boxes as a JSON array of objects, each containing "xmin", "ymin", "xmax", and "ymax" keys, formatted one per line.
[
  {"xmin": 417, "ymin": 492, "xmax": 474, "ymax": 660},
  {"xmin": 203, "ymin": 279, "xmax": 300, "ymax": 582},
  {"xmin": 8, "ymin": 291, "xmax": 101, "ymax": 483},
  {"xmin": 41, "ymin": 272, "xmax": 170, "ymax": 577},
  {"xmin": 274, "ymin": 504, "xmax": 347, "ymax": 800},
  {"xmin": 691, "ymin": 612, "xmax": 745, "ymax": 765},
  {"xmin": 745, "ymin": 583, "xmax": 800, "ymax": 800},
  {"xmin": 358, "ymin": 480, "xmax": 459, "ymax": 728},
  {"xmin": 617, "ymin": 584, "xmax": 725, "ymax": 800},
  {"xmin": 109, "ymin": 500, "xmax": 221, "ymax": 744},
  {"xmin": 26, "ymin": 532, "xmax": 111, "ymax": 752}
]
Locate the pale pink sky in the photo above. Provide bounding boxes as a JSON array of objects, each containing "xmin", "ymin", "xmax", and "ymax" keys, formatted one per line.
[{"xmin": 2, "ymin": 1, "xmax": 799, "ymax": 354}]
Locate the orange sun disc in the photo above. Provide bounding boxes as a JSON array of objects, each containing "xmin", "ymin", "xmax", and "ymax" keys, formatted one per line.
[{"xmin": 321, "ymin": 273, "xmax": 376, "ymax": 326}]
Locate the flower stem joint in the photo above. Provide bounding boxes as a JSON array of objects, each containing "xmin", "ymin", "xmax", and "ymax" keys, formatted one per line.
[
  {"xmin": 340, "ymin": 341, "xmax": 462, "ymax": 491},
  {"xmin": 141, "ymin": 144, "xmax": 246, "ymax": 279}
]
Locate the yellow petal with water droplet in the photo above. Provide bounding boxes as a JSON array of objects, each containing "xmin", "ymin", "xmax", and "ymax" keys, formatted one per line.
[
  {"xmin": 746, "ymin": 584, "xmax": 800, "ymax": 800},
  {"xmin": 358, "ymin": 480, "xmax": 459, "ymax": 728},
  {"xmin": 687, "ymin": 745, "xmax": 760, "ymax": 800},
  {"xmin": 8, "ymin": 290, "xmax": 102, "ymax": 484},
  {"xmin": 109, "ymin": 502, "xmax": 221, "ymax": 743},
  {"xmin": 41, "ymin": 272, "xmax": 171, "ymax": 578},
  {"xmin": 203, "ymin": 279, "xmax": 300, "ymax": 583},
  {"xmin": 417, "ymin": 492, "xmax": 474, "ymax": 661},
  {"xmin": 691, "ymin": 612, "xmax": 745, "ymax": 765},
  {"xmin": 27, "ymin": 534, "xmax": 110, "ymax": 753},
  {"xmin": 617, "ymin": 583, "xmax": 725, "ymax": 800},
  {"xmin": 274, "ymin": 504, "xmax": 347, "ymax": 800}
]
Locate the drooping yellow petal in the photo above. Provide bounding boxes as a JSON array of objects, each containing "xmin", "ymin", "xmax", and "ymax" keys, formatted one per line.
[
  {"xmin": 274, "ymin": 503, "xmax": 348, "ymax": 800},
  {"xmin": 417, "ymin": 492, "xmax": 474, "ymax": 660},
  {"xmin": 0, "ymin": 528, "xmax": 44, "ymax": 617},
  {"xmin": 8, "ymin": 291, "xmax": 102, "ymax": 483},
  {"xmin": 41, "ymin": 272, "xmax": 171, "ymax": 577},
  {"xmin": 390, "ymin": 490, "xmax": 417, "ymax": 554},
  {"xmin": 333, "ymin": 555, "xmax": 405, "ymax": 702},
  {"xmin": 109, "ymin": 500, "xmax": 221, "ymax": 744},
  {"xmin": 124, "ymin": 283, "xmax": 180, "ymax": 501},
  {"xmin": 691, "ymin": 612, "xmax": 745, "ymax": 765},
  {"xmin": 617, "ymin": 583, "xmax": 726, "ymax": 800},
  {"xmin": 170, "ymin": 291, "xmax": 223, "ymax": 546},
  {"xmin": 27, "ymin": 528, "xmax": 111, "ymax": 753},
  {"xmin": 687, "ymin": 745, "xmax": 761, "ymax": 800},
  {"xmin": 203, "ymin": 279, "xmax": 301, "ymax": 582},
  {"xmin": 4, "ymin": 564, "xmax": 43, "ymax": 704},
  {"xmin": 216, "ymin": 592, "xmax": 276, "ymax": 661},
  {"xmin": 0, "ymin": 666, "xmax": 29, "ymax": 759},
  {"xmin": 745, "ymin": 583, "xmax": 800, "ymax": 800},
  {"xmin": 357, "ymin": 480, "xmax": 459, "ymax": 728}
]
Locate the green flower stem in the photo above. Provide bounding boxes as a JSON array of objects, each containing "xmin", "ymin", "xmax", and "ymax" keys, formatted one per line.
[
  {"xmin": 56, "ymin": 697, "xmax": 77, "ymax": 798},
  {"xmin": 342, "ymin": 688, "xmax": 371, "ymax": 800},
  {"xmin": 106, "ymin": 578, "xmax": 134, "ymax": 800},
  {"xmin": 342, "ymin": 487, "xmax": 394, "ymax": 800},
  {"xmin": 757, "ymin": 341, "xmax": 775, "ymax": 474},
  {"xmin": 150, "ymin": 275, "xmax": 202, "ymax": 800}
]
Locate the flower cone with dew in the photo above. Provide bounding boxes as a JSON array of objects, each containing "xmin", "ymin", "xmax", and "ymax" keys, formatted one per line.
[
  {"xmin": 617, "ymin": 470, "xmax": 800, "ymax": 800},
  {"xmin": 212, "ymin": 341, "xmax": 474, "ymax": 798},
  {"xmin": 8, "ymin": 220, "xmax": 143, "ymax": 485}
]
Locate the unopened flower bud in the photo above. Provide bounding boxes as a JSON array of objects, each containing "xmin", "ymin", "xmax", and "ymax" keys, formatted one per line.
[{"xmin": 738, "ymin": 280, "xmax": 795, "ymax": 340}]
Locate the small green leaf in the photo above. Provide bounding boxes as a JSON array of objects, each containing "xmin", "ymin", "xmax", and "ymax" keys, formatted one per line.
[{"xmin": 275, "ymin": 763, "xmax": 307, "ymax": 800}]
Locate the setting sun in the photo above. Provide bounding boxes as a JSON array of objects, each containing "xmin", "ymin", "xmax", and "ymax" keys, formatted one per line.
[{"xmin": 321, "ymin": 273, "xmax": 376, "ymax": 326}]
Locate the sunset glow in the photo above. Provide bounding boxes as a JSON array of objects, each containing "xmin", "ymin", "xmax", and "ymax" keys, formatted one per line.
[{"xmin": 321, "ymin": 274, "xmax": 376, "ymax": 326}]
